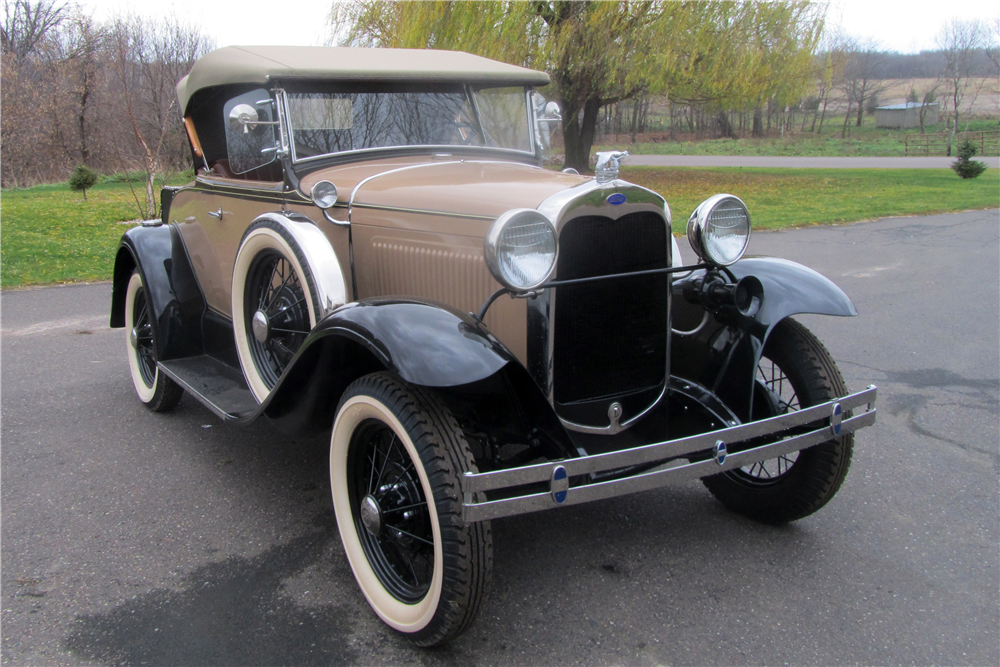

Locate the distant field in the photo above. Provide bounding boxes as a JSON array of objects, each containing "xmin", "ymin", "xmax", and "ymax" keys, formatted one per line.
[
  {"xmin": 2, "ymin": 167, "xmax": 998, "ymax": 287},
  {"xmin": 596, "ymin": 115, "xmax": 1000, "ymax": 158}
]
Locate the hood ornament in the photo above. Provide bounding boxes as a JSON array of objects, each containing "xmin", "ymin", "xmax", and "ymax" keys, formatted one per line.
[{"xmin": 595, "ymin": 150, "xmax": 628, "ymax": 184}]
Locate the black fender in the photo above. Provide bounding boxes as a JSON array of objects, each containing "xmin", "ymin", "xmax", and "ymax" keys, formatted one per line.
[
  {"xmin": 110, "ymin": 224, "xmax": 205, "ymax": 361},
  {"xmin": 671, "ymin": 256, "xmax": 856, "ymax": 421},
  {"xmin": 259, "ymin": 299, "xmax": 577, "ymax": 459}
]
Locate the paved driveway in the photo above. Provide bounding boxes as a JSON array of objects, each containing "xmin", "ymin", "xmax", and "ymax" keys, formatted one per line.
[{"xmin": 2, "ymin": 210, "xmax": 998, "ymax": 665}]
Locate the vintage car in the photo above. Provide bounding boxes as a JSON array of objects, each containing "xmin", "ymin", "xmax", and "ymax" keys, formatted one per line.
[{"xmin": 110, "ymin": 46, "xmax": 877, "ymax": 646}]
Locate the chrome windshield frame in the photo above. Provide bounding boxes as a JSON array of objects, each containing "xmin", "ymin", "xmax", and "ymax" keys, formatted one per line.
[{"xmin": 281, "ymin": 83, "xmax": 540, "ymax": 165}]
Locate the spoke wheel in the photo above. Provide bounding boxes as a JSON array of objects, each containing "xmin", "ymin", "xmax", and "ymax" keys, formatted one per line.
[
  {"xmin": 729, "ymin": 355, "xmax": 802, "ymax": 486},
  {"xmin": 124, "ymin": 270, "xmax": 183, "ymax": 412},
  {"xmin": 702, "ymin": 318, "xmax": 854, "ymax": 523},
  {"xmin": 330, "ymin": 372, "xmax": 492, "ymax": 647},
  {"xmin": 348, "ymin": 419, "xmax": 434, "ymax": 603},
  {"xmin": 245, "ymin": 251, "xmax": 311, "ymax": 388},
  {"xmin": 232, "ymin": 220, "xmax": 319, "ymax": 402}
]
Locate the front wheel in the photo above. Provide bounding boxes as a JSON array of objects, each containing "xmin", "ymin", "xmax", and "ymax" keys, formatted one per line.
[
  {"xmin": 330, "ymin": 372, "xmax": 492, "ymax": 646},
  {"xmin": 232, "ymin": 220, "xmax": 319, "ymax": 403},
  {"xmin": 702, "ymin": 318, "xmax": 854, "ymax": 524}
]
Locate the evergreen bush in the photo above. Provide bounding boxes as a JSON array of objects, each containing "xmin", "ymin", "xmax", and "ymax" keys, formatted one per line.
[
  {"xmin": 951, "ymin": 140, "xmax": 988, "ymax": 179},
  {"xmin": 69, "ymin": 164, "xmax": 99, "ymax": 200}
]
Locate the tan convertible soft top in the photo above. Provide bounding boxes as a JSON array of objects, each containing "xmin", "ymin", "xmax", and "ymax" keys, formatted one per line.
[{"xmin": 176, "ymin": 45, "xmax": 550, "ymax": 113}]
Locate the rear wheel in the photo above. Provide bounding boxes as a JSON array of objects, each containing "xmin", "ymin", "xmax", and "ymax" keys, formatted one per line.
[
  {"xmin": 330, "ymin": 372, "xmax": 492, "ymax": 647},
  {"xmin": 124, "ymin": 270, "xmax": 183, "ymax": 412},
  {"xmin": 702, "ymin": 318, "xmax": 854, "ymax": 523}
]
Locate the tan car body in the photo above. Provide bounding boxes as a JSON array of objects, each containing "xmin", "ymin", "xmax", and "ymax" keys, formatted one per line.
[{"xmin": 173, "ymin": 157, "xmax": 594, "ymax": 364}]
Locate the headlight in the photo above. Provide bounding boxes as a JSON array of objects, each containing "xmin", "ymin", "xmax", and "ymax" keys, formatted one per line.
[
  {"xmin": 310, "ymin": 180, "xmax": 338, "ymax": 209},
  {"xmin": 484, "ymin": 209, "xmax": 557, "ymax": 292},
  {"xmin": 687, "ymin": 194, "xmax": 751, "ymax": 266}
]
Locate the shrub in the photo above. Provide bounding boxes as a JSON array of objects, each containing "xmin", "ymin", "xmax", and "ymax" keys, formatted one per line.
[
  {"xmin": 68, "ymin": 164, "xmax": 99, "ymax": 200},
  {"xmin": 952, "ymin": 140, "xmax": 988, "ymax": 179}
]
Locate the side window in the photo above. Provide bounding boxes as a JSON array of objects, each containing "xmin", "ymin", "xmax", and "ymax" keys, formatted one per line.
[{"xmin": 223, "ymin": 89, "xmax": 278, "ymax": 175}]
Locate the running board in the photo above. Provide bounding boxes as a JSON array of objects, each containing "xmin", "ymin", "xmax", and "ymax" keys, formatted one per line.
[{"xmin": 158, "ymin": 356, "xmax": 258, "ymax": 420}]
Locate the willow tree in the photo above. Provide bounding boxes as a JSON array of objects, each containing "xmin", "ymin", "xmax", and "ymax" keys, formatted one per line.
[{"xmin": 333, "ymin": 1, "xmax": 823, "ymax": 171}]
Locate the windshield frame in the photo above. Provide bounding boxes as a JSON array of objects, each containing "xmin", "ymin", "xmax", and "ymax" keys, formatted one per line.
[{"xmin": 277, "ymin": 83, "xmax": 539, "ymax": 165}]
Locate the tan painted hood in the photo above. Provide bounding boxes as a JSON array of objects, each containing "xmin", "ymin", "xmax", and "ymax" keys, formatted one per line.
[{"xmin": 300, "ymin": 158, "xmax": 589, "ymax": 229}]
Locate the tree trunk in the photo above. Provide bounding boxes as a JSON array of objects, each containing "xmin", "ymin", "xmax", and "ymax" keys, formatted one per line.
[
  {"xmin": 561, "ymin": 97, "xmax": 603, "ymax": 173},
  {"xmin": 717, "ymin": 110, "xmax": 737, "ymax": 139},
  {"xmin": 841, "ymin": 100, "xmax": 852, "ymax": 139},
  {"xmin": 752, "ymin": 106, "xmax": 763, "ymax": 137}
]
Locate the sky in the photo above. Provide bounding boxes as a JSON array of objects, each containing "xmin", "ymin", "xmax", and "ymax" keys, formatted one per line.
[{"xmin": 76, "ymin": 0, "xmax": 999, "ymax": 54}]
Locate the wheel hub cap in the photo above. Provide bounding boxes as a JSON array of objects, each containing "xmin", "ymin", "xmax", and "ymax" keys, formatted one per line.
[
  {"xmin": 129, "ymin": 327, "xmax": 139, "ymax": 350},
  {"xmin": 359, "ymin": 494, "xmax": 382, "ymax": 536},
  {"xmin": 252, "ymin": 310, "xmax": 270, "ymax": 343}
]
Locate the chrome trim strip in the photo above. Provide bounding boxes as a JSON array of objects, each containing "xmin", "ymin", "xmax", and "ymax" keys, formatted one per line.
[
  {"xmin": 534, "ymin": 179, "xmax": 673, "ymax": 432},
  {"xmin": 463, "ymin": 385, "xmax": 878, "ymax": 521},
  {"xmin": 559, "ymin": 383, "xmax": 667, "ymax": 435},
  {"xmin": 462, "ymin": 385, "xmax": 877, "ymax": 522},
  {"xmin": 195, "ymin": 175, "xmax": 285, "ymax": 193},
  {"xmin": 351, "ymin": 202, "xmax": 495, "ymax": 222},
  {"xmin": 347, "ymin": 161, "xmax": 459, "ymax": 224}
]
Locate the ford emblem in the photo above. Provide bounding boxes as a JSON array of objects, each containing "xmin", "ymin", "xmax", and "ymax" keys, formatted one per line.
[{"xmin": 606, "ymin": 193, "xmax": 626, "ymax": 206}]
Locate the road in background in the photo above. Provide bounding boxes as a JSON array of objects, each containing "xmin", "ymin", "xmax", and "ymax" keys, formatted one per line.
[
  {"xmin": 2, "ymin": 210, "xmax": 998, "ymax": 665},
  {"xmin": 626, "ymin": 155, "xmax": 1000, "ymax": 168}
]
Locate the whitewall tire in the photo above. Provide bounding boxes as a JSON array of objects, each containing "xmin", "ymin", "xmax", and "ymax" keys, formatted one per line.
[
  {"xmin": 124, "ymin": 270, "xmax": 183, "ymax": 411},
  {"xmin": 330, "ymin": 372, "xmax": 492, "ymax": 647},
  {"xmin": 232, "ymin": 220, "xmax": 319, "ymax": 403}
]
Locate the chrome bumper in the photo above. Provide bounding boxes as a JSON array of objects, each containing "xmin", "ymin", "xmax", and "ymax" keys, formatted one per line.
[{"xmin": 462, "ymin": 385, "xmax": 877, "ymax": 523}]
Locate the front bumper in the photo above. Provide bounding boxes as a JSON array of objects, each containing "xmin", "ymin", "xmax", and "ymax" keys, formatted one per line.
[{"xmin": 462, "ymin": 385, "xmax": 877, "ymax": 523}]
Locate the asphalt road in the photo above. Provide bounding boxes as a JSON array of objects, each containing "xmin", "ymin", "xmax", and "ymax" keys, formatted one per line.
[
  {"xmin": 626, "ymin": 155, "xmax": 1000, "ymax": 168},
  {"xmin": 2, "ymin": 210, "xmax": 998, "ymax": 666}
]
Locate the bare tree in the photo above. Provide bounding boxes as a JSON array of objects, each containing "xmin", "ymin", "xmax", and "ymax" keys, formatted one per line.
[
  {"xmin": 834, "ymin": 35, "xmax": 894, "ymax": 138},
  {"xmin": 106, "ymin": 14, "xmax": 211, "ymax": 217},
  {"xmin": 1, "ymin": 0, "xmax": 66, "ymax": 61},
  {"xmin": 937, "ymin": 18, "xmax": 989, "ymax": 152},
  {"xmin": 914, "ymin": 84, "xmax": 938, "ymax": 133}
]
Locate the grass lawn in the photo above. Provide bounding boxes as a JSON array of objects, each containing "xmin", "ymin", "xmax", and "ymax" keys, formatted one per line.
[
  {"xmin": 596, "ymin": 116, "xmax": 1000, "ymax": 158},
  {"xmin": 620, "ymin": 167, "xmax": 1000, "ymax": 234},
  {"xmin": 1, "ymin": 178, "xmax": 189, "ymax": 287},
  {"xmin": 1, "ymin": 168, "xmax": 998, "ymax": 287}
]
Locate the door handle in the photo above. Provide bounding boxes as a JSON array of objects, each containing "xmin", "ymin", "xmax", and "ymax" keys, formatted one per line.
[{"xmin": 207, "ymin": 207, "xmax": 223, "ymax": 220}]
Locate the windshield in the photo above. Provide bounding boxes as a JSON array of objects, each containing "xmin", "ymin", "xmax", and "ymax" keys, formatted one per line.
[{"xmin": 285, "ymin": 83, "xmax": 532, "ymax": 159}]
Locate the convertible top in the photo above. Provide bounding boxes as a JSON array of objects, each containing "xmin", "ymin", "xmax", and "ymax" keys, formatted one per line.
[{"xmin": 176, "ymin": 45, "xmax": 551, "ymax": 114}]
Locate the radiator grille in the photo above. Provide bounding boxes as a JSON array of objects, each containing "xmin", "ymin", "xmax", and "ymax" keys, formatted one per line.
[{"xmin": 553, "ymin": 212, "xmax": 668, "ymax": 404}]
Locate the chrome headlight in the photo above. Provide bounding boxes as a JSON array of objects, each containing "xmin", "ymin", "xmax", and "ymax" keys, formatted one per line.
[
  {"xmin": 687, "ymin": 194, "xmax": 751, "ymax": 266},
  {"xmin": 484, "ymin": 209, "xmax": 557, "ymax": 292},
  {"xmin": 310, "ymin": 180, "xmax": 338, "ymax": 209}
]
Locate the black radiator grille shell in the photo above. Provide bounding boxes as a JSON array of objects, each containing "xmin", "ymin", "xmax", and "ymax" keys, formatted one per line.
[{"xmin": 553, "ymin": 212, "xmax": 669, "ymax": 404}]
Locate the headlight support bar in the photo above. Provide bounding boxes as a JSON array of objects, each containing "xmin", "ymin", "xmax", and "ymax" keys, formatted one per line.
[{"xmin": 474, "ymin": 262, "xmax": 710, "ymax": 322}]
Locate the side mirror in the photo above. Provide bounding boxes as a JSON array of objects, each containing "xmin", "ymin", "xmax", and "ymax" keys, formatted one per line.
[{"xmin": 229, "ymin": 104, "xmax": 260, "ymax": 134}]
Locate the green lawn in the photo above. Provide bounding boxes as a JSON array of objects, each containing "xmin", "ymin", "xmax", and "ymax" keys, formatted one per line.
[
  {"xmin": 596, "ymin": 116, "xmax": 1000, "ymax": 157},
  {"xmin": 2, "ymin": 168, "xmax": 998, "ymax": 287},
  {"xmin": 620, "ymin": 167, "xmax": 1000, "ymax": 233},
  {"xmin": 1, "ymin": 178, "xmax": 188, "ymax": 287}
]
